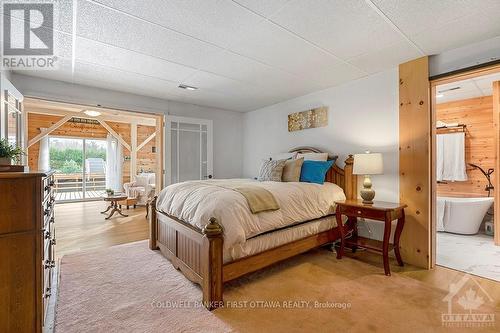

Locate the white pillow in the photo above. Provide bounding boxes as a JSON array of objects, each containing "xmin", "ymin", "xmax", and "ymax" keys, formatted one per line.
[
  {"xmin": 296, "ymin": 152, "xmax": 328, "ymax": 161},
  {"xmin": 269, "ymin": 152, "xmax": 297, "ymax": 161},
  {"xmin": 135, "ymin": 174, "xmax": 150, "ymax": 187}
]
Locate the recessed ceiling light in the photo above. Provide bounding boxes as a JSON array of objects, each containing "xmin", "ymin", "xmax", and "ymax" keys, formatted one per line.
[
  {"xmin": 178, "ymin": 84, "xmax": 198, "ymax": 91},
  {"xmin": 436, "ymin": 94, "xmax": 444, "ymax": 98},
  {"xmin": 84, "ymin": 110, "xmax": 101, "ymax": 117}
]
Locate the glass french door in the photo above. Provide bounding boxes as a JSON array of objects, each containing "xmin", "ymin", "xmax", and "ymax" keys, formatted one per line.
[
  {"xmin": 165, "ymin": 116, "xmax": 213, "ymax": 186},
  {"xmin": 49, "ymin": 137, "xmax": 107, "ymax": 202}
]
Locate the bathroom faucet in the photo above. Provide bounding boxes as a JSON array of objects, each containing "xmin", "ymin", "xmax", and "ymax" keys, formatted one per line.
[{"xmin": 468, "ymin": 163, "xmax": 494, "ymax": 196}]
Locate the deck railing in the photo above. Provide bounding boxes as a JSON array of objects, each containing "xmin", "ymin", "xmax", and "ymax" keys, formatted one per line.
[{"xmin": 54, "ymin": 173, "xmax": 106, "ymax": 201}]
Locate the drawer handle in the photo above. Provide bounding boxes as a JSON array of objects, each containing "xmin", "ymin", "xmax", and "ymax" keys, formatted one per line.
[
  {"xmin": 357, "ymin": 210, "xmax": 362, "ymax": 215},
  {"xmin": 44, "ymin": 260, "xmax": 55, "ymax": 269},
  {"xmin": 44, "ymin": 181, "xmax": 55, "ymax": 191}
]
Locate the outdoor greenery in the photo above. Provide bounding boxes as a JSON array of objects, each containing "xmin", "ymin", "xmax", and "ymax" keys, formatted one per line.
[
  {"xmin": 60, "ymin": 159, "xmax": 81, "ymax": 173},
  {"xmin": 0, "ymin": 138, "xmax": 25, "ymax": 161},
  {"xmin": 49, "ymin": 145, "xmax": 106, "ymax": 173}
]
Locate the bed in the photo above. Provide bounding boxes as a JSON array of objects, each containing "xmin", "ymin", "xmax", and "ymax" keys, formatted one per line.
[{"xmin": 148, "ymin": 147, "xmax": 358, "ymax": 309}]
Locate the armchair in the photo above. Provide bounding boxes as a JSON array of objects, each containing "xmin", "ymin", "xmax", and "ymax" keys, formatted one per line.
[{"xmin": 123, "ymin": 173, "xmax": 156, "ymax": 205}]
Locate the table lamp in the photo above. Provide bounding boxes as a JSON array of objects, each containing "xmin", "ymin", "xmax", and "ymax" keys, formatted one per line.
[{"xmin": 353, "ymin": 152, "xmax": 383, "ymax": 204}]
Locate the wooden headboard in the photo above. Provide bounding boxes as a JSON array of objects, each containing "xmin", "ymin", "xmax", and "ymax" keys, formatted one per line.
[{"xmin": 288, "ymin": 146, "xmax": 357, "ymax": 200}]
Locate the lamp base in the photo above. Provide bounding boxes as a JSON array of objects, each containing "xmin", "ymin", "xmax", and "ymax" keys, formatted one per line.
[{"xmin": 360, "ymin": 175, "xmax": 376, "ymax": 205}]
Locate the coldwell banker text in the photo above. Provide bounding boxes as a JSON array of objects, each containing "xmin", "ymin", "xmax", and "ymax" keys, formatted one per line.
[{"xmin": 2, "ymin": 2, "xmax": 58, "ymax": 70}]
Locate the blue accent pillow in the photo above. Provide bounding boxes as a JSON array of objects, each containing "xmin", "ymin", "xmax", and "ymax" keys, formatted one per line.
[{"xmin": 300, "ymin": 160, "xmax": 334, "ymax": 184}]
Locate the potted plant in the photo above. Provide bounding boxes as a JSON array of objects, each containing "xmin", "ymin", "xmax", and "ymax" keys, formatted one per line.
[
  {"xmin": 0, "ymin": 138, "xmax": 25, "ymax": 165},
  {"xmin": 105, "ymin": 188, "xmax": 115, "ymax": 196}
]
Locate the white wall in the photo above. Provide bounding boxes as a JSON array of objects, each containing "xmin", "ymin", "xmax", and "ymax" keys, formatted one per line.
[
  {"xmin": 11, "ymin": 73, "xmax": 244, "ymax": 179},
  {"xmin": 243, "ymin": 69, "xmax": 399, "ymax": 201},
  {"xmin": 243, "ymin": 69, "xmax": 400, "ymax": 240}
]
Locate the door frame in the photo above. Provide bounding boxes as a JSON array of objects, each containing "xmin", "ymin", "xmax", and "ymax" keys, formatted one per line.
[
  {"xmin": 429, "ymin": 63, "xmax": 500, "ymax": 266},
  {"xmin": 164, "ymin": 115, "xmax": 213, "ymax": 186}
]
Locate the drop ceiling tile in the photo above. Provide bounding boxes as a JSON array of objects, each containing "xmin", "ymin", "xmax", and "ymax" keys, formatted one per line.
[
  {"xmin": 75, "ymin": 37, "xmax": 197, "ymax": 83},
  {"xmin": 232, "ymin": 0, "xmax": 292, "ymax": 17},
  {"xmin": 410, "ymin": 9, "xmax": 500, "ymax": 55},
  {"xmin": 473, "ymin": 72, "xmax": 500, "ymax": 89},
  {"xmin": 76, "ymin": 0, "xmax": 222, "ymax": 69},
  {"xmin": 228, "ymin": 19, "xmax": 345, "ymax": 76},
  {"xmin": 196, "ymin": 49, "xmax": 292, "ymax": 86},
  {"xmin": 300, "ymin": 63, "xmax": 366, "ymax": 90},
  {"xmin": 270, "ymin": 0, "xmax": 405, "ymax": 59},
  {"xmin": 371, "ymin": 0, "xmax": 492, "ymax": 37},
  {"xmin": 53, "ymin": 31, "xmax": 73, "ymax": 60},
  {"xmin": 91, "ymin": 0, "xmax": 264, "ymax": 49},
  {"xmin": 2, "ymin": 0, "xmax": 73, "ymax": 33},
  {"xmin": 437, "ymin": 80, "xmax": 478, "ymax": 93},
  {"xmin": 437, "ymin": 89, "xmax": 484, "ymax": 103},
  {"xmin": 72, "ymin": 61, "xmax": 181, "ymax": 99},
  {"xmin": 181, "ymin": 71, "xmax": 262, "ymax": 97},
  {"xmin": 14, "ymin": 58, "xmax": 74, "ymax": 82},
  {"xmin": 348, "ymin": 41, "xmax": 421, "ymax": 74}
]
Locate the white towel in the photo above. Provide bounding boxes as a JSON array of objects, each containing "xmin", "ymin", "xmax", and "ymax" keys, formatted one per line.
[
  {"xmin": 436, "ymin": 134, "xmax": 445, "ymax": 181},
  {"xmin": 436, "ymin": 132, "xmax": 467, "ymax": 182}
]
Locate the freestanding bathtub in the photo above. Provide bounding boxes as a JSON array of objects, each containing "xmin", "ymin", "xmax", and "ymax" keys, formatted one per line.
[{"xmin": 437, "ymin": 196, "xmax": 494, "ymax": 234}]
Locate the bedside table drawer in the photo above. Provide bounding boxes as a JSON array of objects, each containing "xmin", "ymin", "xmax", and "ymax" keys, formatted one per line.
[{"xmin": 337, "ymin": 205, "xmax": 386, "ymax": 220}]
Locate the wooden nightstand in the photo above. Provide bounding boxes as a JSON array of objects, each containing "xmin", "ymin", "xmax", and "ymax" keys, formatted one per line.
[{"xmin": 335, "ymin": 199, "xmax": 407, "ymax": 276}]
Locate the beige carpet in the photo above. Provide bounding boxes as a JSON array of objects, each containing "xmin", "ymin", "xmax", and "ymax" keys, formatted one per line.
[{"xmin": 56, "ymin": 241, "xmax": 499, "ymax": 333}]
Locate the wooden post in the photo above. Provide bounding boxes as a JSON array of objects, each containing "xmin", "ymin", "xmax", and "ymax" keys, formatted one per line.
[
  {"xmin": 130, "ymin": 122, "xmax": 137, "ymax": 180},
  {"xmin": 399, "ymin": 56, "xmax": 431, "ymax": 269},
  {"xmin": 148, "ymin": 196, "xmax": 158, "ymax": 250},
  {"xmin": 343, "ymin": 155, "xmax": 357, "ymax": 200},
  {"xmin": 493, "ymin": 81, "xmax": 500, "ymax": 246},
  {"xmin": 201, "ymin": 217, "xmax": 223, "ymax": 310}
]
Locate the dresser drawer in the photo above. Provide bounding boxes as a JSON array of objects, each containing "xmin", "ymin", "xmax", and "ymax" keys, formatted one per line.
[{"xmin": 337, "ymin": 205, "xmax": 387, "ymax": 220}]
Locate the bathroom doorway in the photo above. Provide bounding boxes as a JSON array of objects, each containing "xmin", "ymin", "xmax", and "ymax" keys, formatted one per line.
[{"xmin": 431, "ymin": 64, "xmax": 500, "ymax": 281}]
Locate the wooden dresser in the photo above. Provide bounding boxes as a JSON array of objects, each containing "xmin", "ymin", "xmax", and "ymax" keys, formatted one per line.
[{"xmin": 0, "ymin": 171, "xmax": 56, "ymax": 332}]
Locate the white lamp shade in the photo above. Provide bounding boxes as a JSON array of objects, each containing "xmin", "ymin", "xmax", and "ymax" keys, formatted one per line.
[{"xmin": 353, "ymin": 153, "xmax": 383, "ymax": 175}]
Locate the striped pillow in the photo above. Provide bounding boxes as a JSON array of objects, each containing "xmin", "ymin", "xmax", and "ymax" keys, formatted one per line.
[{"xmin": 258, "ymin": 159, "xmax": 286, "ymax": 182}]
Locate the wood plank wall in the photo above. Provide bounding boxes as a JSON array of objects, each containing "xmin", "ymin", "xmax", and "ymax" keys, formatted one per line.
[
  {"xmin": 399, "ymin": 57, "xmax": 431, "ymax": 269},
  {"xmin": 27, "ymin": 113, "xmax": 157, "ymax": 184},
  {"xmin": 436, "ymin": 96, "xmax": 494, "ymax": 197}
]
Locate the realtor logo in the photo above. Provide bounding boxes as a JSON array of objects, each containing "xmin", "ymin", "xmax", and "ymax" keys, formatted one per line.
[
  {"xmin": 2, "ymin": 2, "xmax": 57, "ymax": 69},
  {"xmin": 442, "ymin": 275, "xmax": 495, "ymax": 328}
]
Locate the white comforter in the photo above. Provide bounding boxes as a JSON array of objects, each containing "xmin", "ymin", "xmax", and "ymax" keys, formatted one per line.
[{"xmin": 156, "ymin": 179, "xmax": 346, "ymax": 251}]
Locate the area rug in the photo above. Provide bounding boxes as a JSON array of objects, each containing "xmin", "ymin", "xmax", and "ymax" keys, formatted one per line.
[
  {"xmin": 56, "ymin": 241, "xmax": 499, "ymax": 333},
  {"xmin": 55, "ymin": 241, "xmax": 233, "ymax": 332}
]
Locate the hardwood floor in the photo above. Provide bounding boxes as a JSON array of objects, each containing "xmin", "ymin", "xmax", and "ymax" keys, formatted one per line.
[
  {"xmin": 54, "ymin": 201, "xmax": 149, "ymax": 258},
  {"xmin": 53, "ymin": 200, "xmax": 499, "ymax": 306}
]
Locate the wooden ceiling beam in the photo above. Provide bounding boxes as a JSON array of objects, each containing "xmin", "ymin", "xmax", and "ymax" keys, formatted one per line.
[{"xmin": 27, "ymin": 114, "xmax": 75, "ymax": 148}]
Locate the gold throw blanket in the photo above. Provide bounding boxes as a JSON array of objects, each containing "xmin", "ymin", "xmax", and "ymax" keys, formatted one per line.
[{"xmin": 201, "ymin": 180, "xmax": 280, "ymax": 214}]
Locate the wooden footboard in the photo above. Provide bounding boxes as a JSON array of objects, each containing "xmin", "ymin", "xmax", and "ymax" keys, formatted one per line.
[
  {"xmin": 148, "ymin": 154, "xmax": 358, "ymax": 310},
  {"xmin": 149, "ymin": 202, "xmax": 223, "ymax": 309}
]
